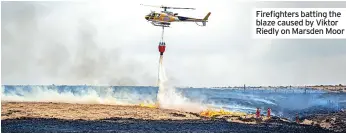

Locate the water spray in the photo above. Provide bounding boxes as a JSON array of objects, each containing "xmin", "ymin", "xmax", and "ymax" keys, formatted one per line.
[{"xmin": 157, "ymin": 26, "xmax": 166, "ymax": 85}]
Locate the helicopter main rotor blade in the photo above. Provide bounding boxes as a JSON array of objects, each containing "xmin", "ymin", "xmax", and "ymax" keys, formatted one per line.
[
  {"xmin": 167, "ymin": 7, "xmax": 195, "ymax": 10},
  {"xmin": 140, "ymin": 4, "xmax": 195, "ymax": 10},
  {"xmin": 140, "ymin": 4, "xmax": 162, "ymax": 8}
]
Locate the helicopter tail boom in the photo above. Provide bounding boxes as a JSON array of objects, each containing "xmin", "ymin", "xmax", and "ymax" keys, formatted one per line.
[
  {"xmin": 176, "ymin": 12, "xmax": 211, "ymax": 22},
  {"xmin": 194, "ymin": 12, "xmax": 211, "ymax": 26}
]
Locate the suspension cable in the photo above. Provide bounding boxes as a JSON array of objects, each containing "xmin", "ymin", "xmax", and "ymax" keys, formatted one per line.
[{"xmin": 161, "ymin": 26, "xmax": 165, "ymax": 42}]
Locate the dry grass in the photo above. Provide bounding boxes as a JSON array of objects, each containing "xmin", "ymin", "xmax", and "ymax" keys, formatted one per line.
[
  {"xmin": 2, "ymin": 102, "xmax": 337, "ymax": 132},
  {"xmin": 308, "ymin": 85, "xmax": 346, "ymax": 92},
  {"xmin": 1, "ymin": 102, "xmax": 201, "ymax": 121},
  {"xmin": 1, "ymin": 102, "xmax": 280, "ymax": 125}
]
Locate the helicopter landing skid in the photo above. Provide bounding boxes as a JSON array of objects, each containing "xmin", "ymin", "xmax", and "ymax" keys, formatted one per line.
[{"xmin": 151, "ymin": 22, "xmax": 170, "ymax": 27}]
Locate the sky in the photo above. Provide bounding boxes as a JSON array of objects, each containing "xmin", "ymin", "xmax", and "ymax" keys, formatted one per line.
[{"xmin": 2, "ymin": 0, "xmax": 346, "ymax": 87}]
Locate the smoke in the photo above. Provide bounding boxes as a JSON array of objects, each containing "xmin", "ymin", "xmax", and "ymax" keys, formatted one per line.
[
  {"xmin": 1, "ymin": 85, "xmax": 118, "ymax": 104},
  {"xmin": 156, "ymin": 57, "xmax": 206, "ymax": 113},
  {"xmin": 1, "ymin": 85, "xmax": 155, "ymax": 105},
  {"xmin": 2, "ymin": 1, "xmax": 156, "ymax": 85}
]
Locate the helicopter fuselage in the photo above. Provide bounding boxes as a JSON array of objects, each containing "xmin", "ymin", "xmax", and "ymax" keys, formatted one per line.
[
  {"xmin": 145, "ymin": 12, "xmax": 211, "ymax": 27},
  {"xmin": 145, "ymin": 12, "xmax": 181, "ymax": 22}
]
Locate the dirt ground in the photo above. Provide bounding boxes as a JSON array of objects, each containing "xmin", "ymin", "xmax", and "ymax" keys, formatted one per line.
[{"xmin": 1, "ymin": 102, "xmax": 337, "ymax": 133}]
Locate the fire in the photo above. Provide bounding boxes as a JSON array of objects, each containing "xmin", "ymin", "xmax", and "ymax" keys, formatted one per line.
[
  {"xmin": 200, "ymin": 108, "xmax": 247, "ymax": 117},
  {"xmin": 139, "ymin": 103, "xmax": 159, "ymax": 108}
]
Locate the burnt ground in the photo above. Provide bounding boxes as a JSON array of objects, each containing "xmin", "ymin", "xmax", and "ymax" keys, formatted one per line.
[
  {"xmin": 301, "ymin": 110, "xmax": 346, "ymax": 133},
  {"xmin": 1, "ymin": 102, "xmax": 337, "ymax": 133},
  {"xmin": 2, "ymin": 117, "xmax": 334, "ymax": 133}
]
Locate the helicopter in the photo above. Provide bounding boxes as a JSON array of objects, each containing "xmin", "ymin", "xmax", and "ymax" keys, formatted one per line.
[{"xmin": 141, "ymin": 4, "xmax": 211, "ymax": 27}]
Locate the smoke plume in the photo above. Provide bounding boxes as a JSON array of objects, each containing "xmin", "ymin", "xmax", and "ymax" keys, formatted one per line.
[{"xmin": 2, "ymin": 1, "xmax": 156, "ymax": 86}]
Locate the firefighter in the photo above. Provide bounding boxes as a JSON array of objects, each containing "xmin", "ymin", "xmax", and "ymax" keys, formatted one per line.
[
  {"xmin": 256, "ymin": 108, "xmax": 260, "ymax": 119},
  {"xmin": 296, "ymin": 113, "xmax": 300, "ymax": 123}
]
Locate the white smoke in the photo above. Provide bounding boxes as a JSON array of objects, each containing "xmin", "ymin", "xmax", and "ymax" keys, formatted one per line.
[
  {"xmin": 156, "ymin": 58, "xmax": 206, "ymax": 113},
  {"xmin": 2, "ymin": 1, "xmax": 158, "ymax": 86},
  {"xmin": 1, "ymin": 85, "xmax": 154, "ymax": 105}
]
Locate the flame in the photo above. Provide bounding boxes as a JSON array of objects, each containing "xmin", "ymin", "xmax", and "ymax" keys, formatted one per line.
[
  {"xmin": 200, "ymin": 108, "xmax": 247, "ymax": 117},
  {"xmin": 139, "ymin": 103, "xmax": 159, "ymax": 108}
]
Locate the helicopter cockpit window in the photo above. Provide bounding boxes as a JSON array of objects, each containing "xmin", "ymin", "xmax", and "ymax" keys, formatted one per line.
[{"xmin": 157, "ymin": 14, "xmax": 161, "ymax": 18}]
